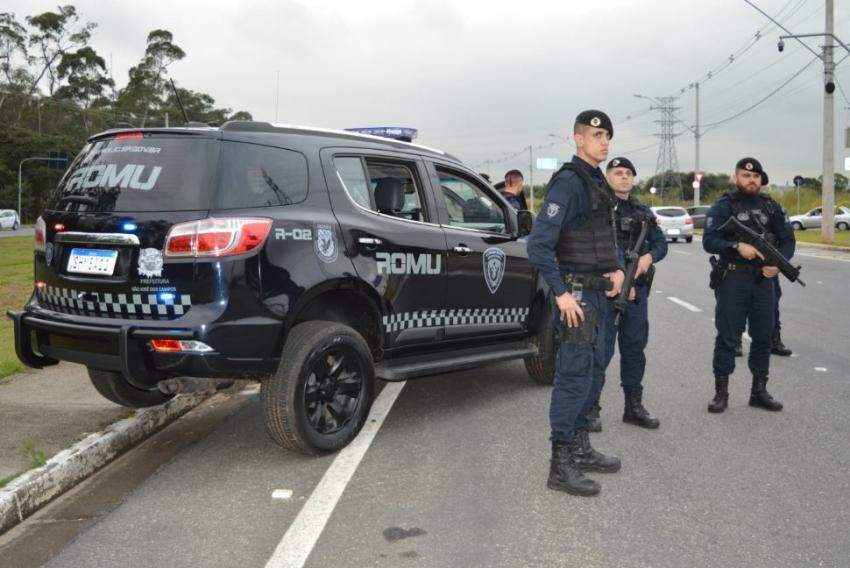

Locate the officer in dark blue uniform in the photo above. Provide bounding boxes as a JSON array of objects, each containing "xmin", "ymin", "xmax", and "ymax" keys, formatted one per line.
[
  {"xmin": 527, "ymin": 110, "xmax": 625, "ymax": 497},
  {"xmin": 500, "ymin": 169, "xmax": 528, "ymax": 210},
  {"xmin": 703, "ymin": 157, "xmax": 795, "ymax": 413},
  {"xmin": 585, "ymin": 157, "xmax": 667, "ymax": 432}
]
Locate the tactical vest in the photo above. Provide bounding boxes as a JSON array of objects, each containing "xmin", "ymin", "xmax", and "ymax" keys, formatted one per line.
[
  {"xmin": 615, "ymin": 196, "xmax": 652, "ymax": 255},
  {"xmin": 549, "ymin": 163, "xmax": 619, "ymax": 273},
  {"xmin": 725, "ymin": 191, "xmax": 777, "ymax": 245}
]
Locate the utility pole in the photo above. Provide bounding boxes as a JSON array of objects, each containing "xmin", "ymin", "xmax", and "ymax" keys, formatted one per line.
[
  {"xmin": 635, "ymin": 93, "xmax": 683, "ymax": 203},
  {"xmin": 760, "ymin": 0, "xmax": 850, "ymax": 244},
  {"xmin": 528, "ymin": 145, "xmax": 534, "ymax": 212},
  {"xmin": 694, "ymin": 82, "xmax": 701, "ymax": 207},
  {"xmin": 822, "ymin": 0, "xmax": 835, "ymax": 243}
]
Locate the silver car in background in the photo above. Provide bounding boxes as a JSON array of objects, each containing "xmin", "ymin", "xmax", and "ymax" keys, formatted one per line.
[
  {"xmin": 788, "ymin": 206, "xmax": 850, "ymax": 231},
  {"xmin": 651, "ymin": 206, "xmax": 694, "ymax": 243},
  {"xmin": 0, "ymin": 209, "xmax": 20, "ymax": 230}
]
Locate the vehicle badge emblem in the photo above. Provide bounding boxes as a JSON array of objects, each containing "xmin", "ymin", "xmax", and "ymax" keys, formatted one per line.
[
  {"xmin": 138, "ymin": 248, "xmax": 164, "ymax": 278},
  {"xmin": 547, "ymin": 203, "xmax": 561, "ymax": 218},
  {"xmin": 590, "ymin": 116, "xmax": 601, "ymax": 127},
  {"xmin": 314, "ymin": 223, "xmax": 338, "ymax": 263},
  {"xmin": 483, "ymin": 247, "xmax": 506, "ymax": 295}
]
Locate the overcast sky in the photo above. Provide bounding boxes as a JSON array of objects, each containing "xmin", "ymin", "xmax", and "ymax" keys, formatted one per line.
[{"xmin": 7, "ymin": 0, "xmax": 850, "ymax": 185}]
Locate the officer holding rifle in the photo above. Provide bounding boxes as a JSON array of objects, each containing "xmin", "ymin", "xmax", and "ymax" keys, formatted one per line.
[
  {"xmin": 703, "ymin": 158, "xmax": 796, "ymax": 414},
  {"xmin": 585, "ymin": 157, "xmax": 667, "ymax": 432}
]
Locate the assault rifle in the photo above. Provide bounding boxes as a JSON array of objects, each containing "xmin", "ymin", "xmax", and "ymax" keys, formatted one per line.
[
  {"xmin": 613, "ymin": 217, "xmax": 650, "ymax": 323},
  {"xmin": 716, "ymin": 214, "xmax": 805, "ymax": 286}
]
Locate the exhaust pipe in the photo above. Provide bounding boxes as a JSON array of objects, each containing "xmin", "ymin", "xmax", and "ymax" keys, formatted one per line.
[{"xmin": 157, "ymin": 377, "xmax": 219, "ymax": 395}]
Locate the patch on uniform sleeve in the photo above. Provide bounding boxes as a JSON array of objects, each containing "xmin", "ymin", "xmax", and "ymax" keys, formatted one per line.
[
  {"xmin": 547, "ymin": 203, "xmax": 561, "ymax": 218},
  {"xmin": 706, "ymin": 216, "xmax": 714, "ymax": 229}
]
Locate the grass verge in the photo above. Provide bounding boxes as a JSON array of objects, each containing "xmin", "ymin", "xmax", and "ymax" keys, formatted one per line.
[{"xmin": 0, "ymin": 236, "xmax": 34, "ymax": 379}]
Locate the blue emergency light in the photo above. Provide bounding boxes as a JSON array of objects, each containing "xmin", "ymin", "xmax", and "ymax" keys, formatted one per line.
[{"xmin": 345, "ymin": 127, "xmax": 418, "ymax": 143}]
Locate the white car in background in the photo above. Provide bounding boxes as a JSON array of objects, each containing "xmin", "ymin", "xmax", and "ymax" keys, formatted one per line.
[
  {"xmin": 651, "ymin": 206, "xmax": 693, "ymax": 243},
  {"xmin": 0, "ymin": 209, "xmax": 20, "ymax": 230},
  {"xmin": 788, "ymin": 206, "xmax": 850, "ymax": 231}
]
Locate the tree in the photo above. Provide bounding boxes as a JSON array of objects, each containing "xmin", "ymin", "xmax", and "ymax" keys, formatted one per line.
[
  {"xmin": 55, "ymin": 46, "xmax": 112, "ymax": 132},
  {"xmin": 0, "ymin": 12, "xmax": 28, "ymax": 86},
  {"xmin": 161, "ymin": 85, "xmax": 252, "ymax": 125},
  {"xmin": 118, "ymin": 29, "xmax": 185, "ymax": 126},
  {"xmin": 26, "ymin": 5, "xmax": 96, "ymax": 96}
]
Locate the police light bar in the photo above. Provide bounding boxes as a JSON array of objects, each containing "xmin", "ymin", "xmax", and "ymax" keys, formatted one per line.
[{"xmin": 345, "ymin": 127, "xmax": 418, "ymax": 142}]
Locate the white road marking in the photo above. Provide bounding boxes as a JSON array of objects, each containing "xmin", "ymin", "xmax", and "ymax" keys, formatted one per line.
[
  {"xmin": 815, "ymin": 367, "xmax": 828, "ymax": 372},
  {"xmin": 797, "ymin": 252, "xmax": 850, "ymax": 263},
  {"xmin": 672, "ymin": 250, "xmax": 692, "ymax": 256},
  {"xmin": 272, "ymin": 489, "xmax": 293, "ymax": 500},
  {"xmin": 655, "ymin": 290, "xmax": 663, "ymax": 294},
  {"xmin": 817, "ymin": 281, "xmax": 823, "ymax": 285},
  {"xmin": 264, "ymin": 381, "xmax": 406, "ymax": 568},
  {"xmin": 742, "ymin": 332, "xmax": 752, "ymax": 343},
  {"xmin": 667, "ymin": 296, "xmax": 702, "ymax": 312}
]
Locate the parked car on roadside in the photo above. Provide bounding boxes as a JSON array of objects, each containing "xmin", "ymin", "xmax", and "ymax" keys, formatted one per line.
[
  {"xmin": 0, "ymin": 209, "xmax": 20, "ymax": 230},
  {"xmin": 686, "ymin": 205, "xmax": 710, "ymax": 229},
  {"xmin": 651, "ymin": 206, "xmax": 693, "ymax": 242},
  {"xmin": 8, "ymin": 122, "xmax": 554, "ymax": 456},
  {"xmin": 788, "ymin": 206, "xmax": 850, "ymax": 230}
]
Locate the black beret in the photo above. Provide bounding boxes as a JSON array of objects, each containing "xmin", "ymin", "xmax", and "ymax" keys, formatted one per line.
[
  {"xmin": 735, "ymin": 157, "xmax": 768, "ymax": 184},
  {"xmin": 761, "ymin": 171, "xmax": 769, "ymax": 186},
  {"xmin": 575, "ymin": 109, "xmax": 613, "ymax": 139},
  {"xmin": 606, "ymin": 157, "xmax": 636, "ymax": 176},
  {"xmin": 504, "ymin": 169, "xmax": 524, "ymax": 180}
]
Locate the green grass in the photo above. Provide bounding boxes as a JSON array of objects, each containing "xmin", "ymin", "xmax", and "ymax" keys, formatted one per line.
[
  {"xmin": 0, "ymin": 236, "xmax": 34, "ymax": 379},
  {"xmin": 21, "ymin": 441, "xmax": 50, "ymax": 469},
  {"xmin": 791, "ymin": 228, "xmax": 850, "ymax": 247}
]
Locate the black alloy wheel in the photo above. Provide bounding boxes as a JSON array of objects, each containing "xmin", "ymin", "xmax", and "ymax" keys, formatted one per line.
[{"xmin": 303, "ymin": 346, "xmax": 365, "ymax": 435}]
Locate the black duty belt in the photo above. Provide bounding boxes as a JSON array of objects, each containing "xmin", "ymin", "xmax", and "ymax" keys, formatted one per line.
[
  {"xmin": 563, "ymin": 273, "xmax": 614, "ymax": 291},
  {"xmin": 724, "ymin": 262, "xmax": 761, "ymax": 275}
]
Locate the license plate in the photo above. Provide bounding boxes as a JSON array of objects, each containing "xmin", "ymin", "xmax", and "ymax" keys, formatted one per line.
[
  {"xmin": 67, "ymin": 248, "xmax": 119, "ymax": 275},
  {"xmin": 667, "ymin": 228, "xmax": 681, "ymax": 236}
]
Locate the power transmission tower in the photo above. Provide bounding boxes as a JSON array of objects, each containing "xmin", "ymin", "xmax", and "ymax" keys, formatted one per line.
[{"xmin": 636, "ymin": 94, "xmax": 683, "ymax": 202}]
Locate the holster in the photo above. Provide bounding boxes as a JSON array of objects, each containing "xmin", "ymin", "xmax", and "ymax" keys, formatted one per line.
[
  {"xmin": 557, "ymin": 300, "xmax": 598, "ymax": 346},
  {"xmin": 709, "ymin": 256, "xmax": 726, "ymax": 290}
]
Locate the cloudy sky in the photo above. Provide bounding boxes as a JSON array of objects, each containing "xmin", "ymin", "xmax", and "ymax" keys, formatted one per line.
[{"xmin": 8, "ymin": 0, "xmax": 850, "ymax": 185}]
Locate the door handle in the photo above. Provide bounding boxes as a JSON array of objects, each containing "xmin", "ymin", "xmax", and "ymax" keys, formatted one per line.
[
  {"xmin": 358, "ymin": 237, "xmax": 382, "ymax": 247},
  {"xmin": 453, "ymin": 245, "xmax": 472, "ymax": 255}
]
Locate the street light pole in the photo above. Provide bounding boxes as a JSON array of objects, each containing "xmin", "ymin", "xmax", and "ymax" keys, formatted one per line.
[
  {"xmin": 18, "ymin": 157, "xmax": 69, "ymax": 223},
  {"xmin": 528, "ymin": 145, "xmax": 534, "ymax": 213},
  {"xmin": 694, "ymin": 82, "xmax": 701, "ymax": 207}
]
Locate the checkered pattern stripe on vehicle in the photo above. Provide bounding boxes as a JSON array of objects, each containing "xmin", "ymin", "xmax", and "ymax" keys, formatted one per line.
[
  {"xmin": 35, "ymin": 285, "xmax": 191, "ymax": 320},
  {"xmin": 382, "ymin": 307, "xmax": 529, "ymax": 333}
]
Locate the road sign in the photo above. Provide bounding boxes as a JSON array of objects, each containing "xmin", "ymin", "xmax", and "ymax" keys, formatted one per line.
[
  {"xmin": 649, "ymin": 186, "xmax": 657, "ymax": 194},
  {"xmin": 536, "ymin": 157, "xmax": 558, "ymax": 170},
  {"xmin": 793, "ymin": 175, "xmax": 805, "ymax": 187},
  {"xmin": 845, "ymin": 157, "xmax": 850, "ymax": 171},
  {"xmin": 695, "ymin": 172, "xmax": 704, "ymax": 181},
  {"xmin": 692, "ymin": 180, "xmax": 700, "ymax": 190}
]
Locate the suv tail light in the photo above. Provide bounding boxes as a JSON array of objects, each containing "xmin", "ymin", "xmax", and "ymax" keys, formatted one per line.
[
  {"xmin": 34, "ymin": 216, "xmax": 46, "ymax": 252},
  {"xmin": 164, "ymin": 217, "xmax": 272, "ymax": 258},
  {"xmin": 685, "ymin": 216, "xmax": 693, "ymax": 225}
]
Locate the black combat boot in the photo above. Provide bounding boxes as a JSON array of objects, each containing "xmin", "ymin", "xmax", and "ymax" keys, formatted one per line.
[
  {"xmin": 770, "ymin": 334, "xmax": 792, "ymax": 357},
  {"xmin": 547, "ymin": 441, "xmax": 601, "ymax": 496},
  {"xmin": 735, "ymin": 338, "xmax": 743, "ymax": 357},
  {"xmin": 585, "ymin": 402, "xmax": 602, "ymax": 433},
  {"xmin": 708, "ymin": 375, "xmax": 729, "ymax": 413},
  {"xmin": 749, "ymin": 376, "xmax": 783, "ymax": 411},
  {"xmin": 571, "ymin": 429, "xmax": 621, "ymax": 473},
  {"xmin": 623, "ymin": 391, "xmax": 660, "ymax": 429}
]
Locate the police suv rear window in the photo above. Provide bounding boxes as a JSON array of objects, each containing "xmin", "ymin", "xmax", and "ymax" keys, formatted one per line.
[
  {"xmin": 216, "ymin": 141, "xmax": 308, "ymax": 209},
  {"xmin": 50, "ymin": 135, "xmax": 218, "ymax": 212}
]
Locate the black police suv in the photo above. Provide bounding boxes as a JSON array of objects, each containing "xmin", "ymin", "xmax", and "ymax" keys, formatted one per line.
[{"xmin": 9, "ymin": 122, "xmax": 555, "ymax": 454}]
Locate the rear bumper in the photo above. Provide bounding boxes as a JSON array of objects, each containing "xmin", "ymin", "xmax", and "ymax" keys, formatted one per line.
[{"xmin": 8, "ymin": 310, "xmax": 278, "ymax": 388}]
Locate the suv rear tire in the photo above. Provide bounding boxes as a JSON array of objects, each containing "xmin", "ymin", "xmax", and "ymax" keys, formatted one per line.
[
  {"xmin": 261, "ymin": 321, "xmax": 376, "ymax": 455},
  {"xmin": 87, "ymin": 368, "xmax": 174, "ymax": 408},
  {"xmin": 524, "ymin": 303, "xmax": 556, "ymax": 385}
]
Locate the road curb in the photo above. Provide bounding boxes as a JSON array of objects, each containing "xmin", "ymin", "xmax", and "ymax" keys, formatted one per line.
[{"xmin": 0, "ymin": 389, "xmax": 220, "ymax": 535}]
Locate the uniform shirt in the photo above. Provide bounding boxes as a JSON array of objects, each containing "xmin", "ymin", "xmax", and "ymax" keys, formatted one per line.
[
  {"xmin": 614, "ymin": 196, "xmax": 668, "ymax": 263},
  {"xmin": 527, "ymin": 155, "xmax": 623, "ymax": 297},
  {"xmin": 703, "ymin": 192, "xmax": 795, "ymax": 264},
  {"xmin": 500, "ymin": 190, "xmax": 527, "ymax": 210}
]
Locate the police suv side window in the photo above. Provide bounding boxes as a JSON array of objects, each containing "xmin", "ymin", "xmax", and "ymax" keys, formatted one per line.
[
  {"xmin": 334, "ymin": 157, "xmax": 372, "ymax": 210},
  {"xmin": 217, "ymin": 141, "xmax": 308, "ymax": 208},
  {"xmin": 435, "ymin": 168, "xmax": 506, "ymax": 234},
  {"xmin": 364, "ymin": 160, "xmax": 426, "ymax": 222}
]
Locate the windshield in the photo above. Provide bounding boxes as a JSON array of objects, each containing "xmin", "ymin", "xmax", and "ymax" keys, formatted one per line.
[
  {"xmin": 655, "ymin": 208, "xmax": 687, "ymax": 217},
  {"xmin": 49, "ymin": 134, "xmax": 218, "ymax": 212}
]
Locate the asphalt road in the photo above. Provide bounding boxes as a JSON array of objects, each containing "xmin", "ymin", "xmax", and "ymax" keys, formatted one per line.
[
  {"xmin": 2, "ymin": 241, "xmax": 849, "ymax": 568},
  {"xmin": 0, "ymin": 227, "xmax": 32, "ymax": 238}
]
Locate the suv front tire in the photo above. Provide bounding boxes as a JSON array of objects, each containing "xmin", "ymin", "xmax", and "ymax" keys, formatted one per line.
[{"xmin": 261, "ymin": 321, "xmax": 376, "ymax": 455}]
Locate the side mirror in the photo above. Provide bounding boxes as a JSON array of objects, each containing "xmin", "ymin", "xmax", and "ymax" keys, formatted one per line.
[{"xmin": 515, "ymin": 209, "xmax": 534, "ymax": 238}]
